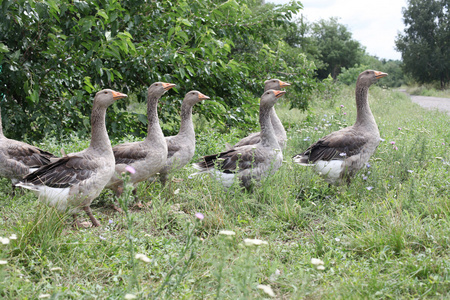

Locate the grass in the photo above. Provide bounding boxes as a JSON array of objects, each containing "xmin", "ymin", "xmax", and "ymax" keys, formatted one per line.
[
  {"xmin": 405, "ymin": 85, "xmax": 450, "ymax": 98},
  {"xmin": 1, "ymin": 84, "xmax": 449, "ymax": 299}
]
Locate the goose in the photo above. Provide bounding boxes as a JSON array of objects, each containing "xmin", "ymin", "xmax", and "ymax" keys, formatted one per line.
[
  {"xmin": 157, "ymin": 90, "xmax": 210, "ymax": 185},
  {"xmin": 0, "ymin": 107, "xmax": 56, "ymax": 186},
  {"xmin": 106, "ymin": 82, "xmax": 175, "ymax": 196},
  {"xmin": 292, "ymin": 70, "xmax": 388, "ymax": 185},
  {"xmin": 227, "ymin": 79, "xmax": 290, "ymax": 150},
  {"xmin": 16, "ymin": 89, "xmax": 127, "ymax": 227},
  {"xmin": 192, "ymin": 89, "xmax": 286, "ymax": 190}
]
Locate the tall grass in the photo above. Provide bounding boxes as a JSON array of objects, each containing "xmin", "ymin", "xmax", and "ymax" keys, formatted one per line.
[{"xmin": 0, "ymin": 85, "xmax": 449, "ymax": 298}]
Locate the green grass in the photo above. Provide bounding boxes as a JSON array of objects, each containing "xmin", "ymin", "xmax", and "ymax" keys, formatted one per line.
[
  {"xmin": 1, "ymin": 85, "xmax": 449, "ymax": 299},
  {"xmin": 406, "ymin": 85, "xmax": 450, "ymax": 98}
]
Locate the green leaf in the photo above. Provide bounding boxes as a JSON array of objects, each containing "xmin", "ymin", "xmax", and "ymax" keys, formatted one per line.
[
  {"xmin": 178, "ymin": 18, "xmax": 192, "ymax": 27},
  {"xmin": 0, "ymin": 43, "xmax": 9, "ymax": 53}
]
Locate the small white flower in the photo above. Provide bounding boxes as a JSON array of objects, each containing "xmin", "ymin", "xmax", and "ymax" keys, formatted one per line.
[
  {"xmin": 9, "ymin": 234, "xmax": 17, "ymax": 240},
  {"xmin": 173, "ymin": 188, "xmax": 180, "ymax": 194},
  {"xmin": 257, "ymin": 284, "xmax": 275, "ymax": 297},
  {"xmin": 0, "ymin": 237, "xmax": 10, "ymax": 245},
  {"xmin": 0, "ymin": 260, "xmax": 7, "ymax": 265},
  {"xmin": 335, "ymin": 237, "xmax": 340, "ymax": 242},
  {"xmin": 219, "ymin": 230, "xmax": 236, "ymax": 236},
  {"xmin": 38, "ymin": 294, "xmax": 51, "ymax": 299},
  {"xmin": 244, "ymin": 238, "xmax": 268, "ymax": 246},
  {"xmin": 124, "ymin": 294, "xmax": 137, "ymax": 299},
  {"xmin": 50, "ymin": 267, "xmax": 62, "ymax": 271},
  {"xmin": 339, "ymin": 152, "xmax": 347, "ymax": 157},
  {"xmin": 311, "ymin": 258, "xmax": 324, "ymax": 265},
  {"xmin": 135, "ymin": 253, "xmax": 151, "ymax": 263},
  {"xmin": 316, "ymin": 265, "xmax": 326, "ymax": 270}
]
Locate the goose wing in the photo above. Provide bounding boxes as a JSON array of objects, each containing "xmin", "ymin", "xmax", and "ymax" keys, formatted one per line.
[
  {"xmin": 165, "ymin": 137, "xmax": 182, "ymax": 159},
  {"xmin": 299, "ymin": 129, "xmax": 368, "ymax": 163},
  {"xmin": 21, "ymin": 155, "xmax": 98, "ymax": 188},
  {"xmin": 113, "ymin": 142, "xmax": 148, "ymax": 165},
  {"xmin": 6, "ymin": 140, "xmax": 55, "ymax": 167},
  {"xmin": 232, "ymin": 132, "xmax": 261, "ymax": 148},
  {"xmin": 196, "ymin": 146, "xmax": 265, "ymax": 173}
]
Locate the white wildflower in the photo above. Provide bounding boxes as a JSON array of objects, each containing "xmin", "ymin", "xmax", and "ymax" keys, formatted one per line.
[
  {"xmin": 9, "ymin": 234, "xmax": 17, "ymax": 240},
  {"xmin": 244, "ymin": 238, "xmax": 268, "ymax": 247},
  {"xmin": 0, "ymin": 260, "xmax": 7, "ymax": 265},
  {"xmin": 316, "ymin": 265, "xmax": 326, "ymax": 270},
  {"xmin": 257, "ymin": 284, "xmax": 275, "ymax": 297},
  {"xmin": 135, "ymin": 253, "xmax": 151, "ymax": 263},
  {"xmin": 219, "ymin": 230, "xmax": 236, "ymax": 236},
  {"xmin": 311, "ymin": 258, "xmax": 324, "ymax": 265},
  {"xmin": 124, "ymin": 294, "xmax": 137, "ymax": 299},
  {"xmin": 38, "ymin": 294, "xmax": 51, "ymax": 299},
  {"xmin": 173, "ymin": 188, "xmax": 180, "ymax": 194},
  {"xmin": 0, "ymin": 237, "xmax": 10, "ymax": 245}
]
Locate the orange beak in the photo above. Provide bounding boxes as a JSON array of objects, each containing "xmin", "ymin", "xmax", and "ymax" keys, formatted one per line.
[
  {"xmin": 279, "ymin": 80, "xmax": 291, "ymax": 88},
  {"xmin": 111, "ymin": 91, "xmax": 127, "ymax": 100},
  {"xmin": 162, "ymin": 83, "xmax": 176, "ymax": 90},
  {"xmin": 198, "ymin": 92, "xmax": 210, "ymax": 100},
  {"xmin": 374, "ymin": 71, "xmax": 388, "ymax": 79},
  {"xmin": 273, "ymin": 90, "xmax": 286, "ymax": 98}
]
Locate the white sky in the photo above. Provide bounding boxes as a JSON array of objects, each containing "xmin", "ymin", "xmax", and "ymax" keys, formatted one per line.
[{"xmin": 268, "ymin": 0, "xmax": 408, "ymax": 60}]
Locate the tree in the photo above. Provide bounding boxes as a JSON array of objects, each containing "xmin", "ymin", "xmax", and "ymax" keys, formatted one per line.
[
  {"xmin": 395, "ymin": 0, "xmax": 450, "ymax": 88},
  {"xmin": 0, "ymin": 0, "xmax": 316, "ymax": 141},
  {"xmin": 308, "ymin": 18, "xmax": 364, "ymax": 79}
]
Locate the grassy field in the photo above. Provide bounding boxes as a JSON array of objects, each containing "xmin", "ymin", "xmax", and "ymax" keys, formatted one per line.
[
  {"xmin": 406, "ymin": 85, "xmax": 450, "ymax": 98},
  {"xmin": 1, "ymin": 84, "xmax": 449, "ymax": 299}
]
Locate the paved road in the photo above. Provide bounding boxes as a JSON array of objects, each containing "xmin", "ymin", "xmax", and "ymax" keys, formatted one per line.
[{"xmin": 398, "ymin": 89, "xmax": 450, "ymax": 116}]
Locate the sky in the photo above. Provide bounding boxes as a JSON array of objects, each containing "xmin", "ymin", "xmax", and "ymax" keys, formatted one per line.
[{"xmin": 268, "ymin": 0, "xmax": 408, "ymax": 60}]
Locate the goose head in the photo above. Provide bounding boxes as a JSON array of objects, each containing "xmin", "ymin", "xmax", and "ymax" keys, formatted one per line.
[
  {"xmin": 148, "ymin": 82, "xmax": 176, "ymax": 98},
  {"xmin": 358, "ymin": 70, "xmax": 388, "ymax": 86},
  {"xmin": 260, "ymin": 89, "xmax": 286, "ymax": 108},
  {"xmin": 95, "ymin": 89, "xmax": 127, "ymax": 107},
  {"xmin": 264, "ymin": 79, "xmax": 291, "ymax": 91},
  {"xmin": 183, "ymin": 90, "xmax": 210, "ymax": 106}
]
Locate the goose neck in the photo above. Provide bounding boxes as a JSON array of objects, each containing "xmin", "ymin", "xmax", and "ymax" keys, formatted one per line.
[
  {"xmin": 178, "ymin": 102, "xmax": 195, "ymax": 137},
  {"xmin": 88, "ymin": 104, "xmax": 112, "ymax": 154},
  {"xmin": 269, "ymin": 107, "xmax": 285, "ymax": 138},
  {"xmin": 354, "ymin": 85, "xmax": 376, "ymax": 128},
  {"xmin": 259, "ymin": 105, "xmax": 278, "ymax": 147},
  {"xmin": 145, "ymin": 93, "xmax": 163, "ymax": 141}
]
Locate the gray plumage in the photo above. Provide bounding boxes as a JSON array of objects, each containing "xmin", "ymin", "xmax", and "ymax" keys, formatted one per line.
[
  {"xmin": 0, "ymin": 106, "xmax": 55, "ymax": 185},
  {"xmin": 16, "ymin": 89, "xmax": 127, "ymax": 227},
  {"xmin": 157, "ymin": 90, "xmax": 210, "ymax": 185},
  {"xmin": 193, "ymin": 89, "xmax": 285, "ymax": 190},
  {"xmin": 293, "ymin": 70, "xmax": 388, "ymax": 185},
  {"xmin": 107, "ymin": 82, "xmax": 174, "ymax": 193},
  {"xmin": 227, "ymin": 79, "xmax": 290, "ymax": 150}
]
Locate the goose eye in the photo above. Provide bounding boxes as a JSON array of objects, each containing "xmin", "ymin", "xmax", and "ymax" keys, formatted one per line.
[{"xmin": 104, "ymin": 91, "xmax": 107, "ymax": 94}]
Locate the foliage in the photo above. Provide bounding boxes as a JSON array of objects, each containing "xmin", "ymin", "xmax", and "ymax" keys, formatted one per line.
[
  {"xmin": 1, "ymin": 87, "xmax": 450, "ymax": 298},
  {"xmin": 395, "ymin": 0, "xmax": 450, "ymax": 89},
  {"xmin": 308, "ymin": 17, "xmax": 365, "ymax": 79},
  {"xmin": 338, "ymin": 58, "xmax": 405, "ymax": 88},
  {"xmin": 0, "ymin": 0, "xmax": 315, "ymax": 141}
]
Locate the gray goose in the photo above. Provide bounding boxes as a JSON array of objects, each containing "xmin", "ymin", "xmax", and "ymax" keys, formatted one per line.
[
  {"xmin": 292, "ymin": 70, "xmax": 388, "ymax": 185},
  {"xmin": 106, "ymin": 82, "xmax": 175, "ymax": 195},
  {"xmin": 157, "ymin": 90, "xmax": 210, "ymax": 185},
  {"xmin": 227, "ymin": 79, "xmax": 290, "ymax": 150},
  {"xmin": 0, "ymin": 106, "xmax": 56, "ymax": 185},
  {"xmin": 193, "ymin": 89, "xmax": 285, "ymax": 190},
  {"xmin": 16, "ymin": 89, "xmax": 127, "ymax": 227}
]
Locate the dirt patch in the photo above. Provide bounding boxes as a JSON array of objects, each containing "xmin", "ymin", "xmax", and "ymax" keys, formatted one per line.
[{"xmin": 397, "ymin": 89, "xmax": 450, "ymax": 116}]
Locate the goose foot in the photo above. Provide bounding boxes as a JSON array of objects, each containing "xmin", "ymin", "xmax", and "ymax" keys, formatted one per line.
[
  {"xmin": 83, "ymin": 206, "xmax": 101, "ymax": 227},
  {"xmin": 72, "ymin": 214, "xmax": 91, "ymax": 229},
  {"xmin": 111, "ymin": 202, "xmax": 123, "ymax": 213}
]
